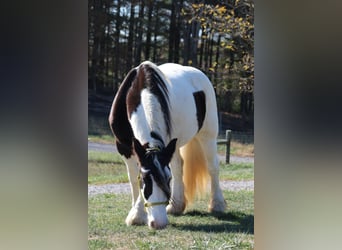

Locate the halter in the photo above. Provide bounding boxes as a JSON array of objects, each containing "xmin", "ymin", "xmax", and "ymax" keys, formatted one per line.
[
  {"xmin": 146, "ymin": 146, "xmax": 162, "ymax": 154},
  {"xmin": 138, "ymin": 173, "xmax": 169, "ymax": 209}
]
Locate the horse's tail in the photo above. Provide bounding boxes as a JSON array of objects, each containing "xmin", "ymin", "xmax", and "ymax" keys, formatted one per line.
[{"xmin": 180, "ymin": 137, "xmax": 209, "ymax": 206}]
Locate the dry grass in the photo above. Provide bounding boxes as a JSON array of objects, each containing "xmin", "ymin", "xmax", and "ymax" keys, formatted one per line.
[
  {"xmin": 88, "ymin": 150, "xmax": 254, "ymax": 185},
  {"xmin": 230, "ymin": 141, "xmax": 254, "ymax": 157},
  {"xmin": 217, "ymin": 141, "xmax": 254, "ymax": 157}
]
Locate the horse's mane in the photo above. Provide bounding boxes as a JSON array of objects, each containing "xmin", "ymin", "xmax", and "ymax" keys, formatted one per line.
[
  {"xmin": 128, "ymin": 62, "xmax": 172, "ymax": 136},
  {"xmin": 109, "ymin": 61, "xmax": 172, "ymax": 158}
]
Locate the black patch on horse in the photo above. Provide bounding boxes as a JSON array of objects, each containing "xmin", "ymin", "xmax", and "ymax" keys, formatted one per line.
[
  {"xmin": 193, "ymin": 91, "xmax": 206, "ymax": 132},
  {"xmin": 141, "ymin": 170, "xmax": 153, "ymax": 199},
  {"xmin": 108, "ymin": 68, "xmax": 137, "ymax": 158},
  {"xmin": 133, "ymin": 138, "xmax": 176, "ymax": 201},
  {"xmin": 151, "ymin": 131, "xmax": 165, "ymax": 146}
]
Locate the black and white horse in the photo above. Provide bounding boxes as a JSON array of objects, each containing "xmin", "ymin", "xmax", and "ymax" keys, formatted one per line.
[{"xmin": 109, "ymin": 61, "xmax": 226, "ymax": 229}]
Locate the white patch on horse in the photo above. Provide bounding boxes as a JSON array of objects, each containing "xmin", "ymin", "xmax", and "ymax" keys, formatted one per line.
[
  {"xmin": 129, "ymin": 104, "xmax": 150, "ymax": 144},
  {"xmin": 145, "ymin": 175, "xmax": 168, "ymax": 229},
  {"xmin": 141, "ymin": 89, "xmax": 169, "ymax": 143}
]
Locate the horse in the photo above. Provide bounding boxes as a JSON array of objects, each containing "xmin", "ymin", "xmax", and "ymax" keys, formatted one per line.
[{"xmin": 108, "ymin": 61, "xmax": 226, "ymax": 229}]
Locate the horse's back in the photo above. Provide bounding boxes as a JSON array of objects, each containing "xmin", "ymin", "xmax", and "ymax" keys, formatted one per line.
[
  {"xmin": 158, "ymin": 63, "xmax": 218, "ymax": 144},
  {"xmin": 159, "ymin": 63, "xmax": 212, "ymax": 90}
]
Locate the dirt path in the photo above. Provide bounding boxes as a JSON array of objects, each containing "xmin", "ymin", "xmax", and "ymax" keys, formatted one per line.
[
  {"xmin": 88, "ymin": 141, "xmax": 254, "ymax": 196},
  {"xmin": 88, "ymin": 180, "xmax": 253, "ymax": 197}
]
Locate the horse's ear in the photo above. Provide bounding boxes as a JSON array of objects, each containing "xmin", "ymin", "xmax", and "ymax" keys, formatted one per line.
[
  {"xmin": 161, "ymin": 138, "xmax": 177, "ymax": 165},
  {"xmin": 133, "ymin": 138, "xmax": 146, "ymax": 162}
]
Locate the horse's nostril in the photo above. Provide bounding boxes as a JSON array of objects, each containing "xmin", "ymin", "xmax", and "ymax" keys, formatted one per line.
[{"xmin": 150, "ymin": 220, "xmax": 156, "ymax": 228}]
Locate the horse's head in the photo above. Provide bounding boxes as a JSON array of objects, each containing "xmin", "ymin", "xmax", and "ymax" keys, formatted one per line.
[{"xmin": 133, "ymin": 137, "xmax": 177, "ymax": 229}]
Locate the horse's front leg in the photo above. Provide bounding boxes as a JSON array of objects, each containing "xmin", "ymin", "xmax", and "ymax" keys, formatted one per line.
[
  {"xmin": 125, "ymin": 195, "xmax": 146, "ymax": 226},
  {"xmin": 123, "ymin": 156, "xmax": 147, "ymax": 225},
  {"xmin": 167, "ymin": 149, "xmax": 186, "ymax": 215}
]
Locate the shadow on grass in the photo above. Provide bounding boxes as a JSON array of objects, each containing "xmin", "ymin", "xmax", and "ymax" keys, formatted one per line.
[{"xmin": 171, "ymin": 210, "xmax": 254, "ymax": 234}]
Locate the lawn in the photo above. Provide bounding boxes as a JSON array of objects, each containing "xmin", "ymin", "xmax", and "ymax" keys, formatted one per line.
[
  {"xmin": 88, "ymin": 151, "xmax": 128, "ymax": 184},
  {"xmin": 88, "ymin": 190, "xmax": 254, "ymax": 249},
  {"xmin": 89, "ymin": 134, "xmax": 254, "ymax": 158},
  {"xmin": 88, "ymin": 143, "xmax": 254, "ymax": 249},
  {"xmin": 88, "ymin": 151, "xmax": 254, "ymax": 185}
]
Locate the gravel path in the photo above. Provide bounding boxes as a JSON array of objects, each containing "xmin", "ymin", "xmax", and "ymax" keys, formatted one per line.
[
  {"xmin": 88, "ymin": 180, "xmax": 253, "ymax": 197},
  {"xmin": 88, "ymin": 141, "xmax": 254, "ymax": 196}
]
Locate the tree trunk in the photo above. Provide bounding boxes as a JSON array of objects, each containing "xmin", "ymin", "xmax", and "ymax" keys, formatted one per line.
[
  {"xmin": 190, "ymin": 20, "xmax": 199, "ymax": 67},
  {"xmin": 168, "ymin": 0, "xmax": 176, "ymax": 62},
  {"xmin": 152, "ymin": 2, "xmax": 159, "ymax": 62},
  {"xmin": 145, "ymin": 0, "xmax": 153, "ymax": 60},
  {"xmin": 183, "ymin": 23, "xmax": 190, "ymax": 65},
  {"xmin": 126, "ymin": 2, "xmax": 135, "ymax": 71},
  {"xmin": 135, "ymin": 0, "xmax": 145, "ymax": 64},
  {"xmin": 174, "ymin": 0, "xmax": 183, "ymax": 63},
  {"xmin": 113, "ymin": 0, "xmax": 122, "ymax": 92}
]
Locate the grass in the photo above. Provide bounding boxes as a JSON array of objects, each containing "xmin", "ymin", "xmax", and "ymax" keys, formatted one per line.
[
  {"xmin": 219, "ymin": 162, "xmax": 254, "ymax": 181},
  {"xmin": 88, "ymin": 191, "xmax": 254, "ymax": 249},
  {"xmin": 88, "ymin": 143, "xmax": 254, "ymax": 249},
  {"xmin": 88, "ymin": 114, "xmax": 254, "ymax": 248},
  {"xmin": 89, "ymin": 134, "xmax": 254, "ymax": 158},
  {"xmin": 88, "ymin": 151, "xmax": 254, "ymax": 185},
  {"xmin": 88, "ymin": 134, "xmax": 115, "ymax": 144},
  {"xmin": 217, "ymin": 141, "xmax": 254, "ymax": 157},
  {"xmin": 88, "ymin": 151, "xmax": 127, "ymax": 184}
]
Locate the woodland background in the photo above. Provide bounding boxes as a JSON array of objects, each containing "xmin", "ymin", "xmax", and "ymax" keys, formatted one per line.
[{"xmin": 88, "ymin": 0, "xmax": 254, "ymax": 131}]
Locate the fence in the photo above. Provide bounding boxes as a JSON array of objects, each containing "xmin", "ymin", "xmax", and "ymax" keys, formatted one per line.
[
  {"xmin": 89, "ymin": 112, "xmax": 254, "ymax": 164},
  {"xmin": 217, "ymin": 130, "xmax": 254, "ymax": 163}
]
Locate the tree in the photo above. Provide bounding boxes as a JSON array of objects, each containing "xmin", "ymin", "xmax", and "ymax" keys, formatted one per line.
[
  {"xmin": 184, "ymin": 0, "xmax": 254, "ymax": 116},
  {"xmin": 88, "ymin": 0, "xmax": 254, "ymax": 119}
]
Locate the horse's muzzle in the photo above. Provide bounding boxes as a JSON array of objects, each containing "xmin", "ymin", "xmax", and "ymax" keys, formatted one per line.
[{"xmin": 148, "ymin": 219, "xmax": 168, "ymax": 229}]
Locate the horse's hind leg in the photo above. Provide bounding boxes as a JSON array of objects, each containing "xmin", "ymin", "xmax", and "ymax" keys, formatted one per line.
[
  {"xmin": 199, "ymin": 136, "xmax": 226, "ymax": 212},
  {"xmin": 122, "ymin": 156, "xmax": 147, "ymax": 225}
]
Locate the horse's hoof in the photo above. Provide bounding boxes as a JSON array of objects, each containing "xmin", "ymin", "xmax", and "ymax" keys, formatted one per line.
[
  {"xmin": 125, "ymin": 208, "xmax": 147, "ymax": 226},
  {"xmin": 166, "ymin": 203, "xmax": 185, "ymax": 215},
  {"xmin": 208, "ymin": 199, "xmax": 227, "ymax": 213}
]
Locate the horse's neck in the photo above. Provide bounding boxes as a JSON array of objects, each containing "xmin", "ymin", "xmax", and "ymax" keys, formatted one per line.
[{"xmin": 130, "ymin": 89, "xmax": 169, "ymax": 145}]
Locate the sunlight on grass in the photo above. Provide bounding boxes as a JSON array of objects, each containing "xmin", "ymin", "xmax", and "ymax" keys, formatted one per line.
[
  {"xmin": 219, "ymin": 163, "xmax": 254, "ymax": 181},
  {"xmin": 88, "ymin": 150, "xmax": 254, "ymax": 184},
  {"xmin": 230, "ymin": 141, "xmax": 254, "ymax": 157},
  {"xmin": 88, "ymin": 135, "xmax": 114, "ymax": 144},
  {"xmin": 89, "ymin": 134, "xmax": 254, "ymax": 157},
  {"xmin": 217, "ymin": 141, "xmax": 254, "ymax": 157},
  {"xmin": 88, "ymin": 190, "xmax": 254, "ymax": 249},
  {"xmin": 88, "ymin": 151, "xmax": 128, "ymax": 184}
]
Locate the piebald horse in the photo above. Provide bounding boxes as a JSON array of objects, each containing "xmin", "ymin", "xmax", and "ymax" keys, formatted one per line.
[{"xmin": 109, "ymin": 61, "xmax": 226, "ymax": 229}]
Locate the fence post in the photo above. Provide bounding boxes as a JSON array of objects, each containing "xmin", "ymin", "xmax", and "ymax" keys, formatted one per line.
[{"xmin": 225, "ymin": 130, "xmax": 232, "ymax": 164}]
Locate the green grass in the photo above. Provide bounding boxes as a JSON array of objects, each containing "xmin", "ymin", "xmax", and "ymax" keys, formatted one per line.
[
  {"xmin": 88, "ymin": 151, "xmax": 254, "ymax": 185},
  {"xmin": 88, "ymin": 134, "xmax": 115, "ymax": 144},
  {"xmin": 89, "ymin": 134, "xmax": 254, "ymax": 157},
  {"xmin": 88, "ymin": 151, "xmax": 128, "ymax": 184},
  {"xmin": 88, "ymin": 191, "xmax": 254, "ymax": 249},
  {"xmin": 219, "ymin": 162, "xmax": 254, "ymax": 181}
]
